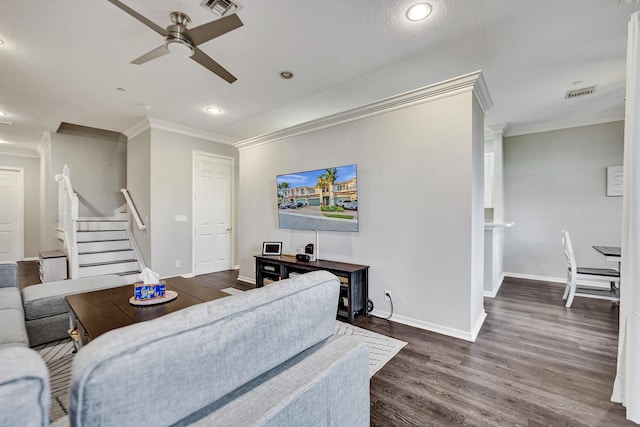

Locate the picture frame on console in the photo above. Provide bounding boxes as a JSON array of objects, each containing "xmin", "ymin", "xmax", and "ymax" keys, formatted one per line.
[{"xmin": 262, "ymin": 242, "xmax": 282, "ymax": 256}]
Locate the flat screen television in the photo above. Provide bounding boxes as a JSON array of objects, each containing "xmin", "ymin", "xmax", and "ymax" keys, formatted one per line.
[{"xmin": 277, "ymin": 164, "xmax": 358, "ymax": 232}]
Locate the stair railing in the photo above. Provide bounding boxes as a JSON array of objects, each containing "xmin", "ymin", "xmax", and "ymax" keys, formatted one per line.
[
  {"xmin": 55, "ymin": 165, "xmax": 80, "ymax": 278},
  {"xmin": 120, "ymin": 189, "xmax": 146, "ymax": 230}
]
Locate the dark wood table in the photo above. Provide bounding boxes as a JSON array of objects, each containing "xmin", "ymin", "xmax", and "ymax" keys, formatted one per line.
[{"xmin": 66, "ymin": 276, "xmax": 230, "ymax": 346}]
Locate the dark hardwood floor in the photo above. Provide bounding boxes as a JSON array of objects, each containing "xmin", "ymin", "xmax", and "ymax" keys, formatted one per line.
[{"xmin": 18, "ymin": 263, "xmax": 632, "ymax": 425}]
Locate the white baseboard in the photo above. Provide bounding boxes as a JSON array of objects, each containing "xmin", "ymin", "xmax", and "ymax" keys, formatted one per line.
[
  {"xmin": 470, "ymin": 310, "xmax": 487, "ymax": 342},
  {"xmin": 180, "ymin": 273, "xmax": 195, "ymax": 278},
  {"xmin": 233, "ymin": 265, "xmax": 240, "ymax": 270},
  {"xmin": 237, "ymin": 275, "xmax": 255, "ymax": 285},
  {"xmin": 369, "ymin": 309, "xmax": 485, "ymax": 342},
  {"xmin": 22, "ymin": 257, "xmax": 38, "ymax": 262},
  {"xmin": 483, "ymin": 273, "xmax": 506, "ymax": 298},
  {"xmin": 504, "ymin": 272, "xmax": 566, "ymax": 284}
]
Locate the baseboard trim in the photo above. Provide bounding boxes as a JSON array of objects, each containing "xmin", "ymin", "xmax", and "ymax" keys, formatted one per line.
[
  {"xmin": 368, "ymin": 310, "xmax": 483, "ymax": 342},
  {"xmin": 180, "ymin": 273, "xmax": 195, "ymax": 278},
  {"xmin": 470, "ymin": 310, "xmax": 487, "ymax": 342},
  {"xmin": 233, "ymin": 265, "xmax": 240, "ymax": 270},
  {"xmin": 504, "ymin": 272, "xmax": 566, "ymax": 284},
  {"xmin": 22, "ymin": 257, "xmax": 38, "ymax": 262},
  {"xmin": 483, "ymin": 273, "xmax": 505, "ymax": 298},
  {"xmin": 237, "ymin": 275, "xmax": 255, "ymax": 285}
]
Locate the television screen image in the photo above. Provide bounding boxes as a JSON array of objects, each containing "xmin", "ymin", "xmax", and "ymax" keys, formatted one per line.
[{"xmin": 277, "ymin": 164, "xmax": 358, "ymax": 232}]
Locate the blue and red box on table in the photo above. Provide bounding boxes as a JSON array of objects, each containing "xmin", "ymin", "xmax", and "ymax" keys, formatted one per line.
[{"xmin": 134, "ymin": 282, "xmax": 166, "ymax": 300}]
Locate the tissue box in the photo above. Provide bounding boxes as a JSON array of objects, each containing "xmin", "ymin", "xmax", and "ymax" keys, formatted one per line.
[{"xmin": 134, "ymin": 281, "xmax": 166, "ymax": 300}]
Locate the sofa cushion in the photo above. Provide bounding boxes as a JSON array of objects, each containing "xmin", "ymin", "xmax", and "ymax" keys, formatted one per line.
[
  {"xmin": 0, "ymin": 287, "xmax": 22, "ymax": 310},
  {"xmin": 182, "ymin": 335, "xmax": 370, "ymax": 427},
  {"xmin": 68, "ymin": 270, "xmax": 341, "ymax": 427},
  {"xmin": 0, "ymin": 308, "xmax": 29, "ymax": 347},
  {"xmin": 0, "ymin": 262, "xmax": 17, "ymax": 288},
  {"xmin": 0, "ymin": 346, "xmax": 50, "ymax": 427},
  {"xmin": 22, "ymin": 275, "xmax": 129, "ymax": 321}
]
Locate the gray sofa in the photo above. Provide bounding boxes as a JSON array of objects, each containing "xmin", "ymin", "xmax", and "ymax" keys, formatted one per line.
[
  {"xmin": 0, "ymin": 261, "xmax": 128, "ymax": 426},
  {"xmin": 2, "ymin": 266, "xmax": 370, "ymax": 426}
]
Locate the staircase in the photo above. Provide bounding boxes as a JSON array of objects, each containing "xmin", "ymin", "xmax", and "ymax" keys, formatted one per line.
[
  {"xmin": 55, "ymin": 166, "xmax": 145, "ymax": 283},
  {"xmin": 74, "ymin": 218, "xmax": 142, "ymax": 283}
]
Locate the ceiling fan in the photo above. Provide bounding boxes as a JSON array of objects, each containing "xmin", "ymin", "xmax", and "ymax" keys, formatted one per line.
[{"xmin": 107, "ymin": 0, "xmax": 243, "ymax": 83}]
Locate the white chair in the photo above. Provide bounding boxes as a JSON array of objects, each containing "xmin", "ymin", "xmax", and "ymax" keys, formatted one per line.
[{"xmin": 561, "ymin": 230, "xmax": 620, "ymax": 307}]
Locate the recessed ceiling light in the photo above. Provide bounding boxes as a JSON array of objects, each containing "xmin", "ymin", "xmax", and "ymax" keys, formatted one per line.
[
  {"xmin": 116, "ymin": 87, "xmax": 126, "ymax": 92},
  {"xmin": 206, "ymin": 106, "xmax": 222, "ymax": 114},
  {"xmin": 137, "ymin": 104, "xmax": 151, "ymax": 109},
  {"xmin": 280, "ymin": 71, "xmax": 294, "ymax": 80},
  {"xmin": 0, "ymin": 39, "xmax": 4, "ymax": 45},
  {"xmin": 0, "ymin": 112, "xmax": 6, "ymax": 116},
  {"xmin": 0, "ymin": 139, "xmax": 6, "ymax": 144},
  {"xmin": 406, "ymin": 2, "xmax": 432, "ymax": 21}
]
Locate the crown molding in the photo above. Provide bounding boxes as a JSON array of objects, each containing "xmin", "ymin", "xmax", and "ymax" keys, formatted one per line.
[
  {"xmin": 123, "ymin": 117, "xmax": 235, "ymax": 145},
  {"xmin": 504, "ymin": 113, "xmax": 623, "ymax": 137},
  {"xmin": 234, "ymin": 71, "xmax": 493, "ymax": 151}
]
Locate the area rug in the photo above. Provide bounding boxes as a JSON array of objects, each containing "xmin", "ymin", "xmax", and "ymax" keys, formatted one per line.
[
  {"xmin": 33, "ymin": 338, "xmax": 75, "ymax": 422},
  {"xmin": 36, "ymin": 294, "xmax": 406, "ymax": 422}
]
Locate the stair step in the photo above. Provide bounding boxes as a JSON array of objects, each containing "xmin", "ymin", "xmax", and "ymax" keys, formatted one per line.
[
  {"xmin": 77, "ymin": 240, "xmax": 131, "ymax": 252},
  {"xmin": 78, "ymin": 249, "xmax": 135, "ymax": 264},
  {"xmin": 77, "ymin": 219, "xmax": 128, "ymax": 231},
  {"xmin": 77, "ymin": 230, "xmax": 128, "ymax": 242},
  {"xmin": 79, "ymin": 259, "xmax": 140, "ymax": 277},
  {"xmin": 119, "ymin": 270, "xmax": 142, "ymax": 284}
]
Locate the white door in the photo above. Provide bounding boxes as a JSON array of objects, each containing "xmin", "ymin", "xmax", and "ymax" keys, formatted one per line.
[
  {"xmin": 194, "ymin": 153, "xmax": 232, "ymax": 275},
  {"xmin": 0, "ymin": 168, "xmax": 23, "ymax": 261}
]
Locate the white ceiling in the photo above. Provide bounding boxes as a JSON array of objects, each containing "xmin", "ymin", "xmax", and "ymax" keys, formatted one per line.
[{"xmin": 1, "ymin": 0, "xmax": 639, "ymax": 155}]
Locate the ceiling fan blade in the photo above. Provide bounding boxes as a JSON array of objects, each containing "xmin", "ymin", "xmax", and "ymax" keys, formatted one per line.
[
  {"xmin": 186, "ymin": 14, "xmax": 243, "ymax": 46},
  {"xmin": 191, "ymin": 47, "xmax": 237, "ymax": 83},
  {"xmin": 107, "ymin": 0, "xmax": 168, "ymax": 36},
  {"xmin": 131, "ymin": 45, "xmax": 170, "ymax": 65}
]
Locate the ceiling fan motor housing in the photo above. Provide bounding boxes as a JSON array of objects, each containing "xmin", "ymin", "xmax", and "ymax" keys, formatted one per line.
[{"xmin": 166, "ymin": 12, "xmax": 194, "ymax": 56}]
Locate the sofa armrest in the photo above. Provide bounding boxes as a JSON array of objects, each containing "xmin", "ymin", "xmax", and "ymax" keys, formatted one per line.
[
  {"xmin": 0, "ymin": 346, "xmax": 50, "ymax": 427},
  {"xmin": 0, "ymin": 262, "xmax": 18, "ymax": 288}
]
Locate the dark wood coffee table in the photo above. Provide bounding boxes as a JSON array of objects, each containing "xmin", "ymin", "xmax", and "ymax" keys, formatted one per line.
[{"xmin": 66, "ymin": 276, "xmax": 230, "ymax": 346}]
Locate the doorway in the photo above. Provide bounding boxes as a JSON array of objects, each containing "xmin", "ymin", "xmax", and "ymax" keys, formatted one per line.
[
  {"xmin": 193, "ymin": 152, "xmax": 233, "ymax": 275},
  {"xmin": 0, "ymin": 168, "xmax": 24, "ymax": 261}
]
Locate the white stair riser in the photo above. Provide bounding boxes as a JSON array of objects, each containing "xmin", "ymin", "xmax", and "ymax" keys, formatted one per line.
[
  {"xmin": 121, "ymin": 272, "xmax": 141, "ymax": 284},
  {"xmin": 78, "ymin": 250, "xmax": 135, "ymax": 265},
  {"xmin": 77, "ymin": 230, "xmax": 128, "ymax": 242},
  {"xmin": 77, "ymin": 240, "xmax": 131, "ymax": 252},
  {"xmin": 79, "ymin": 260, "xmax": 140, "ymax": 277},
  {"xmin": 76, "ymin": 220, "xmax": 128, "ymax": 231}
]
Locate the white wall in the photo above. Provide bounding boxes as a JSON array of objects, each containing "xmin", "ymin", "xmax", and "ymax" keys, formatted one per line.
[
  {"xmin": 238, "ymin": 77, "xmax": 489, "ymax": 340},
  {"xmin": 503, "ymin": 121, "xmax": 624, "ymax": 280},
  {"xmin": 126, "ymin": 127, "xmax": 239, "ymax": 277},
  {"xmin": 127, "ymin": 129, "xmax": 151, "ymax": 266},
  {"xmin": 0, "ymin": 153, "xmax": 40, "ymax": 257}
]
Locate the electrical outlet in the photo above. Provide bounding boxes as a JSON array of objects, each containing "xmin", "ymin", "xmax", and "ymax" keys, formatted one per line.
[
  {"xmin": 175, "ymin": 260, "xmax": 181, "ymax": 268},
  {"xmin": 384, "ymin": 290, "xmax": 391, "ymax": 301}
]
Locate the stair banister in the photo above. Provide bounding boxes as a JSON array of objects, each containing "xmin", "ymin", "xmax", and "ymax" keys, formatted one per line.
[
  {"xmin": 54, "ymin": 165, "xmax": 80, "ymax": 278},
  {"xmin": 120, "ymin": 189, "xmax": 146, "ymax": 231}
]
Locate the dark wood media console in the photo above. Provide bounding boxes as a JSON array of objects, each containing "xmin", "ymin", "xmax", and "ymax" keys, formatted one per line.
[{"xmin": 254, "ymin": 255, "xmax": 369, "ymax": 324}]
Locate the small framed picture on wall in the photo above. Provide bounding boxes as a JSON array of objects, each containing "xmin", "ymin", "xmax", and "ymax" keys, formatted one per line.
[{"xmin": 262, "ymin": 242, "xmax": 282, "ymax": 256}]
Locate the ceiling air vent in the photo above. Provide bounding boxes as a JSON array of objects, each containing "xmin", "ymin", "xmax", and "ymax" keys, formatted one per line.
[
  {"xmin": 201, "ymin": 0, "xmax": 238, "ymax": 16},
  {"xmin": 565, "ymin": 86, "xmax": 596, "ymax": 99}
]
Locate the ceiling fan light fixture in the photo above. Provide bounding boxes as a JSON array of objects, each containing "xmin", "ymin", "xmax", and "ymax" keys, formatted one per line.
[
  {"xmin": 166, "ymin": 39, "xmax": 194, "ymax": 57},
  {"xmin": 406, "ymin": 2, "xmax": 432, "ymax": 21}
]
